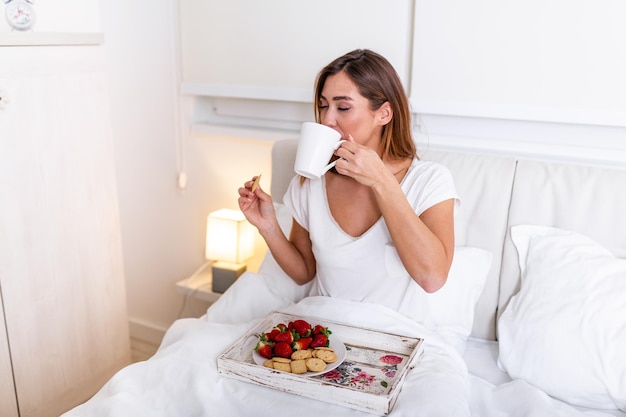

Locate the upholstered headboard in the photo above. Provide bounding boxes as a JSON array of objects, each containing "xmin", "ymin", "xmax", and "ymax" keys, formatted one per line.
[
  {"xmin": 419, "ymin": 150, "xmax": 517, "ymax": 340},
  {"xmin": 270, "ymin": 139, "xmax": 298, "ymax": 204},
  {"xmin": 497, "ymin": 160, "xmax": 626, "ymax": 321},
  {"xmin": 268, "ymin": 139, "xmax": 626, "ymax": 342}
]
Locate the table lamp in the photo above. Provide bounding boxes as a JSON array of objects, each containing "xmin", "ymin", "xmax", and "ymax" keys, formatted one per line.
[{"xmin": 205, "ymin": 208, "xmax": 255, "ymax": 293}]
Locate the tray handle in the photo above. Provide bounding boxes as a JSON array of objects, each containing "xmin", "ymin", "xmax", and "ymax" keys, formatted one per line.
[{"xmin": 239, "ymin": 332, "xmax": 259, "ymax": 356}]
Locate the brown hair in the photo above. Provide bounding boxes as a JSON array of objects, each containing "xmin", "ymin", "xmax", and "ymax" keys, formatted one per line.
[{"xmin": 314, "ymin": 49, "xmax": 416, "ymax": 160}]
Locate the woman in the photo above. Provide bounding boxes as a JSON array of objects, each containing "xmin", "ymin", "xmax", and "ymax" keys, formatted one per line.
[{"xmin": 238, "ymin": 49, "xmax": 458, "ymax": 317}]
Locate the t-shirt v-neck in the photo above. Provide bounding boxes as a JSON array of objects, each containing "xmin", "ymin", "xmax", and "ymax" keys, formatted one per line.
[
  {"xmin": 321, "ymin": 174, "xmax": 383, "ymax": 240},
  {"xmin": 283, "ymin": 157, "xmax": 459, "ymax": 316}
]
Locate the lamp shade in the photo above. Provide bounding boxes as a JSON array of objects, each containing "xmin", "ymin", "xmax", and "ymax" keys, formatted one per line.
[{"xmin": 205, "ymin": 209, "xmax": 255, "ymax": 264}]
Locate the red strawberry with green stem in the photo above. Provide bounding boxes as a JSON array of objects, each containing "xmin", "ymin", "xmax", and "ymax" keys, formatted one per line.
[
  {"xmin": 255, "ymin": 339, "xmax": 273, "ymax": 359},
  {"xmin": 313, "ymin": 324, "xmax": 332, "ymax": 336},
  {"xmin": 310, "ymin": 333, "xmax": 329, "ymax": 348},
  {"xmin": 274, "ymin": 323, "xmax": 288, "ymax": 332},
  {"xmin": 292, "ymin": 337, "xmax": 312, "ymax": 351},
  {"xmin": 292, "ymin": 319, "xmax": 312, "ymax": 337},
  {"xmin": 273, "ymin": 341, "xmax": 293, "ymax": 359},
  {"xmin": 266, "ymin": 328, "xmax": 280, "ymax": 342},
  {"xmin": 274, "ymin": 330, "xmax": 295, "ymax": 344}
]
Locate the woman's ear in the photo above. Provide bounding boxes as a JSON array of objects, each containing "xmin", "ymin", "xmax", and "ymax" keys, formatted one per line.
[{"xmin": 377, "ymin": 102, "xmax": 393, "ymax": 125}]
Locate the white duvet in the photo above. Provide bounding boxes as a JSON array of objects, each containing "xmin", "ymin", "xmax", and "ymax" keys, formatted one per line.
[
  {"xmin": 63, "ymin": 284, "xmax": 625, "ymax": 417},
  {"xmin": 65, "ymin": 296, "xmax": 469, "ymax": 417}
]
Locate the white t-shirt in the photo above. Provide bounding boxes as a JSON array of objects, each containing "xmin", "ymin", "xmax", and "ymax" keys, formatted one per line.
[{"xmin": 283, "ymin": 157, "xmax": 459, "ymax": 319}]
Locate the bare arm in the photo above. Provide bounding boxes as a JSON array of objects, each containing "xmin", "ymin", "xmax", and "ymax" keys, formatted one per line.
[
  {"xmin": 238, "ymin": 178, "xmax": 315, "ymax": 285},
  {"xmin": 335, "ymin": 143, "xmax": 455, "ymax": 293},
  {"xmin": 373, "ymin": 178, "xmax": 455, "ymax": 293}
]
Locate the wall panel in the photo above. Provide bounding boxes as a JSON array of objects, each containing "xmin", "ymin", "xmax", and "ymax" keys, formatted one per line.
[
  {"xmin": 179, "ymin": 0, "xmax": 414, "ymax": 101},
  {"xmin": 411, "ymin": 0, "xmax": 626, "ymax": 126},
  {"xmin": 0, "ymin": 292, "xmax": 18, "ymax": 417}
]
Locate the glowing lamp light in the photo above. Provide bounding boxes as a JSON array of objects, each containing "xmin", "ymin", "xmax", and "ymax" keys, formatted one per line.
[{"xmin": 205, "ymin": 209, "xmax": 255, "ymax": 293}]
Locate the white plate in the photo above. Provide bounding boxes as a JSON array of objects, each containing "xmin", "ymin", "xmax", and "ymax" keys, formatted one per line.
[{"xmin": 253, "ymin": 336, "xmax": 347, "ymax": 377}]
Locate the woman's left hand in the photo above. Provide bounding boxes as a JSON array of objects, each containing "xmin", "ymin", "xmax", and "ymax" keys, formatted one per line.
[{"xmin": 333, "ymin": 135, "xmax": 389, "ymax": 187}]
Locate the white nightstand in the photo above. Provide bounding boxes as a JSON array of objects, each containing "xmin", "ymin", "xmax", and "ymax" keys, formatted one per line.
[{"xmin": 175, "ymin": 266, "xmax": 221, "ymax": 304}]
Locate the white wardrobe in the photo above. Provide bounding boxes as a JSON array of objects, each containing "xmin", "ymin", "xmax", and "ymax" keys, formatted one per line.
[{"xmin": 0, "ymin": 44, "xmax": 130, "ymax": 417}]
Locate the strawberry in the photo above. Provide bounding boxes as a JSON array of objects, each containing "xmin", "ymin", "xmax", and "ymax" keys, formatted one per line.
[
  {"xmin": 255, "ymin": 340, "xmax": 273, "ymax": 359},
  {"xmin": 274, "ymin": 330, "xmax": 295, "ymax": 344},
  {"xmin": 273, "ymin": 341, "xmax": 293, "ymax": 358},
  {"xmin": 273, "ymin": 323, "xmax": 288, "ymax": 332},
  {"xmin": 292, "ymin": 337, "xmax": 312, "ymax": 351},
  {"xmin": 292, "ymin": 319, "xmax": 312, "ymax": 337},
  {"xmin": 312, "ymin": 324, "xmax": 332, "ymax": 336},
  {"xmin": 266, "ymin": 328, "xmax": 280, "ymax": 342},
  {"xmin": 312, "ymin": 325, "xmax": 324, "ymax": 335},
  {"xmin": 254, "ymin": 320, "xmax": 334, "ymax": 362},
  {"xmin": 310, "ymin": 333, "xmax": 329, "ymax": 348}
]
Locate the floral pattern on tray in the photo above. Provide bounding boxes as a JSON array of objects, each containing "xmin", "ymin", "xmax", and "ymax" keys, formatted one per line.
[{"xmin": 312, "ymin": 345, "xmax": 409, "ymax": 396}]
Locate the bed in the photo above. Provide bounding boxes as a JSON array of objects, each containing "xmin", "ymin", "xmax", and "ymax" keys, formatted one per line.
[{"xmin": 63, "ymin": 139, "xmax": 626, "ymax": 417}]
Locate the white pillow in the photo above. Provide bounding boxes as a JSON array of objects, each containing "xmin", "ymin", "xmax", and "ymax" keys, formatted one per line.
[
  {"xmin": 499, "ymin": 225, "xmax": 626, "ymax": 411},
  {"xmin": 427, "ymin": 246, "xmax": 492, "ymax": 353},
  {"xmin": 396, "ymin": 246, "xmax": 492, "ymax": 354}
]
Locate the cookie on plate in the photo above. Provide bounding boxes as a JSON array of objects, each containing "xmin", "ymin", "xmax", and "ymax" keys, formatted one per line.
[
  {"xmin": 290, "ymin": 359, "xmax": 307, "ymax": 374},
  {"xmin": 291, "ymin": 349, "xmax": 312, "ymax": 360},
  {"xmin": 305, "ymin": 357, "xmax": 326, "ymax": 372},
  {"xmin": 314, "ymin": 349, "xmax": 338, "ymax": 363},
  {"xmin": 272, "ymin": 360, "xmax": 292, "ymax": 372}
]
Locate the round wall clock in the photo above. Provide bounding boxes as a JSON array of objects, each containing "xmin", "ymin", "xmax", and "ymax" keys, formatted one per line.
[{"xmin": 4, "ymin": 0, "xmax": 36, "ymax": 31}]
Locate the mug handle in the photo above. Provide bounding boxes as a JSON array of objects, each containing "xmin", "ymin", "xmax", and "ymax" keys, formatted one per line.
[
  {"xmin": 322, "ymin": 140, "xmax": 347, "ymax": 173},
  {"xmin": 333, "ymin": 139, "xmax": 347, "ymax": 150}
]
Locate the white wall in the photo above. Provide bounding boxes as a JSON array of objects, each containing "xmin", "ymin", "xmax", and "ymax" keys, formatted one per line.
[
  {"xmin": 411, "ymin": 0, "xmax": 626, "ymax": 127},
  {"xmin": 409, "ymin": 0, "xmax": 626, "ymax": 167},
  {"xmin": 99, "ymin": 0, "xmax": 275, "ymax": 344},
  {"xmin": 99, "ymin": 0, "xmax": 189, "ymax": 342},
  {"xmin": 98, "ymin": 0, "xmax": 206, "ymax": 341},
  {"xmin": 107, "ymin": 0, "xmax": 626, "ymax": 346},
  {"xmin": 8, "ymin": 0, "xmax": 622, "ymax": 349},
  {"xmin": 179, "ymin": 0, "xmax": 413, "ymax": 101},
  {"xmin": 1, "ymin": 0, "xmax": 278, "ymax": 347}
]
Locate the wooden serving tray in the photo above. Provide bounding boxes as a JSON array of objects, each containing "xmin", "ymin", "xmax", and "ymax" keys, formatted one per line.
[{"xmin": 217, "ymin": 311, "xmax": 424, "ymax": 415}]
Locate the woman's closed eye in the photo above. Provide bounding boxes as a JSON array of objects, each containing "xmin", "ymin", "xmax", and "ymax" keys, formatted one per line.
[{"xmin": 318, "ymin": 105, "xmax": 349, "ymax": 112}]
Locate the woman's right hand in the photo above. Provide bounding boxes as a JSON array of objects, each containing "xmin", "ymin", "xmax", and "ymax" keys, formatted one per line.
[{"xmin": 237, "ymin": 176, "xmax": 277, "ymax": 234}]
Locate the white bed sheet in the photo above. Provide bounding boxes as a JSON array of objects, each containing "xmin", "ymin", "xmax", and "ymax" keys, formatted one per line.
[
  {"xmin": 62, "ymin": 269, "xmax": 626, "ymax": 417},
  {"xmin": 64, "ymin": 296, "xmax": 470, "ymax": 417},
  {"xmin": 463, "ymin": 338, "xmax": 626, "ymax": 417}
]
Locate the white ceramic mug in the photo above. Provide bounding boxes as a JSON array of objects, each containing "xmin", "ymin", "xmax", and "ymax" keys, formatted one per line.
[{"xmin": 294, "ymin": 122, "xmax": 345, "ymax": 179}]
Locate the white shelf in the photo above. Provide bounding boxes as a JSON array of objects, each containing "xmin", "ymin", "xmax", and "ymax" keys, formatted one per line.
[
  {"xmin": 181, "ymin": 82, "xmax": 313, "ymax": 103},
  {"xmin": 410, "ymin": 97, "xmax": 626, "ymax": 129},
  {"xmin": 0, "ymin": 32, "xmax": 103, "ymax": 46},
  {"xmin": 191, "ymin": 124, "xmax": 299, "ymax": 142},
  {"xmin": 175, "ymin": 268, "xmax": 221, "ymax": 304}
]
